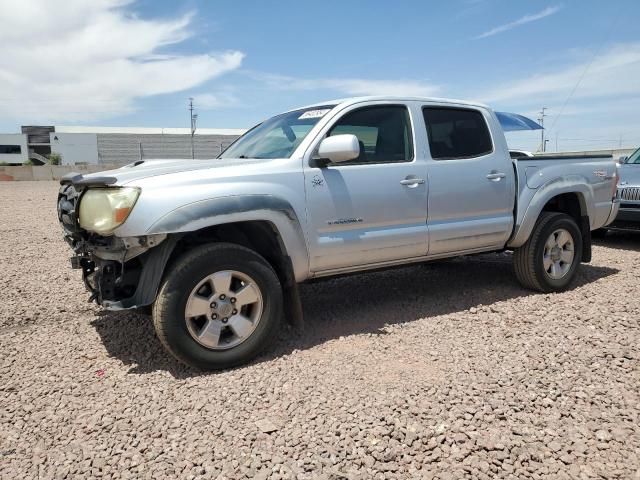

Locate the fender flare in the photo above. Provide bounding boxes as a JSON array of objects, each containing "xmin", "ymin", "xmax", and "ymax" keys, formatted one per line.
[
  {"xmin": 508, "ymin": 175, "xmax": 593, "ymax": 249},
  {"xmin": 145, "ymin": 194, "xmax": 310, "ymax": 282}
]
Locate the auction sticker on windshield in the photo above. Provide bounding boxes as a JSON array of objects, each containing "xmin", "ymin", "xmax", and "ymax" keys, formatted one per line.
[{"xmin": 299, "ymin": 109, "xmax": 331, "ymax": 119}]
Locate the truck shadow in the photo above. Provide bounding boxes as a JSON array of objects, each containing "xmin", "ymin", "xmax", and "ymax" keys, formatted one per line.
[
  {"xmin": 592, "ymin": 230, "xmax": 640, "ymax": 252},
  {"xmin": 91, "ymin": 253, "xmax": 619, "ymax": 378}
]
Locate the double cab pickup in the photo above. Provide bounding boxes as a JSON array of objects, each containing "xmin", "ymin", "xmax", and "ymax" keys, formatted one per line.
[{"xmin": 58, "ymin": 96, "xmax": 620, "ymax": 369}]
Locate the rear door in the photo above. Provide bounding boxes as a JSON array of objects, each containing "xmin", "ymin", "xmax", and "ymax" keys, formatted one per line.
[
  {"xmin": 421, "ymin": 105, "xmax": 515, "ymax": 254},
  {"xmin": 303, "ymin": 102, "xmax": 429, "ymax": 272}
]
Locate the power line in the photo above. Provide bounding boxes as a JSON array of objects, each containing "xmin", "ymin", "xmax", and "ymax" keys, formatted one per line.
[{"xmin": 547, "ymin": 5, "xmax": 624, "ymax": 135}]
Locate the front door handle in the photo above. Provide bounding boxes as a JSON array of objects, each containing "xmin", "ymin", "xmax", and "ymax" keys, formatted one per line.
[
  {"xmin": 400, "ymin": 177, "xmax": 425, "ymax": 186},
  {"xmin": 486, "ymin": 172, "xmax": 506, "ymax": 181}
]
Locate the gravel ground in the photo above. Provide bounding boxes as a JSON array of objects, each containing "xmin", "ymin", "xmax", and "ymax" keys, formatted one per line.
[{"xmin": 1, "ymin": 181, "xmax": 639, "ymax": 480}]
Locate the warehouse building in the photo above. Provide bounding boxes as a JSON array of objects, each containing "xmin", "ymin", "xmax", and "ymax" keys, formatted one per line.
[{"xmin": 1, "ymin": 125, "xmax": 245, "ymax": 166}]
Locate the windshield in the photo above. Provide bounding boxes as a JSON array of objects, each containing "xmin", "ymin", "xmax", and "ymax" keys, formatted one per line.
[
  {"xmin": 625, "ymin": 147, "xmax": 640, "ymax": 164},
  {"xmin": 219, "ymin": 105, "xmax": 336, "ymax": 159}
]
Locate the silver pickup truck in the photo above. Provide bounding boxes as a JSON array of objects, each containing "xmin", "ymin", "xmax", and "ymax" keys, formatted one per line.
[{"xmin": 57, "ymin": 96, "xmax": 620, "ymax": 369}]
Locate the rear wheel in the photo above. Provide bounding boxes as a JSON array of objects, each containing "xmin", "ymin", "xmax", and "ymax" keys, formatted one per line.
[
  {"xmin": 153, "ymin": 243, "xmax": 282, "ymax": 370},
  {"xmin": 514, "ymin": 212, "xmax": 583, "ymax": 292}
]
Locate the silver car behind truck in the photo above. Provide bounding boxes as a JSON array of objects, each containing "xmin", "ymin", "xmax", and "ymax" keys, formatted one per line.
[
  {"xmin": 599, "ymin": 146, "xmax": 640, "ymax": 233},
  {"xmin": 57, "ymin": 96, "xmax": 620, "ymax": 369}
]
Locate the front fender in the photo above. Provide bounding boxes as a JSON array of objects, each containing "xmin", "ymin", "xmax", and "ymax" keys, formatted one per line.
[
  {"xmin": 145, "ymin": 194, "xmax": 310, "ymax": 281},
  {"xmin": 508, "ymin": 175, "xmax": 593, "ymax": 248}
]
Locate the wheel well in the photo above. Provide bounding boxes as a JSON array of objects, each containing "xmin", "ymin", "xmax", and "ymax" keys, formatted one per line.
[
  {"xmin": 541, "ymin": 192, "xmax": 591, "ymax": 262},
  {"xmin": 541, "ymin": 192, "xmax": 585, "ymax": 223},
  {"xmin": 163, "ymin": 221, "xmax": 303, "ymax": 328},
  {"xmin": 167, "ymin": 221, "xmax": 292, "ymax": 287}
]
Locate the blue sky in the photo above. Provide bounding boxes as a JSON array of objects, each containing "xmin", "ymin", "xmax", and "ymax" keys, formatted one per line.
[{"xmin": 1, "ymin": 0, "xmax": 639, "ymax": 152}]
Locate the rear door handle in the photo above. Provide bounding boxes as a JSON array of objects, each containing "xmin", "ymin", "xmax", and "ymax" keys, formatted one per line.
[
  {"xmin": 486, "ymin": 172, "xmax": 506, "ymax": 181},
  {"xmin": 400, "ymin": 178, "xmax": 425, "ymax": 186}
]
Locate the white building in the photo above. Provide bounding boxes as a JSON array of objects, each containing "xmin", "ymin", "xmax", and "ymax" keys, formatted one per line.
[
  {"xmin": 8, "ymin": 125, "xmax": 245, "ymax": 166},
  {"xmin": 50, "ymin": 132, "xmax": 99, "ymax": 165},
  {"xmin": 0, "ymin": 133, "xmax": 28, "ymax": 164},
  {"xmin": 51, "ymin": 126, "xmax": 246, "ymax": 165}
]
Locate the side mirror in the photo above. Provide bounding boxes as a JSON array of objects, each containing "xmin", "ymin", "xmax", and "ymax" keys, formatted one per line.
[
  {"xmin": 618, "ymin": 156, "xmax": 628, "ymax": 165},
  {"xmin": 315, "ymin": 134, "xmax": 360, "ymax": 166}
]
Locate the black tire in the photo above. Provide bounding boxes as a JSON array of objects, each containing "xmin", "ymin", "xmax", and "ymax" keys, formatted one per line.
[
  {"xmin": 513, "ymin": 212, "xmax": 583, "ymax": 292},
  {"xmin": 152, "ymin": 243, "xmax": 283, "ymax": 370}
]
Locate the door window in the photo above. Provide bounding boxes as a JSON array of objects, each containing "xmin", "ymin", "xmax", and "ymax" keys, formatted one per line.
[
  {"xmin": 423, "ymin": 107, "xmax": 493, "ymax": 160},
  {"xmin": 327, "ymin": 105, "xmax": 413, "ymax": 164}
]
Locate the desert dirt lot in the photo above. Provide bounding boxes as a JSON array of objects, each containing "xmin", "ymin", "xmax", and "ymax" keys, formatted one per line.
[{"xmin": 1, "ymin": 181, "xmax": 639, "ymax": 480}]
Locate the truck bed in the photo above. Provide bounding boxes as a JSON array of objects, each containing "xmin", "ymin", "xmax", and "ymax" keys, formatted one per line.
[{"xmin": 508, "ymin": 153, "xmax": 618, "ymax": 247}]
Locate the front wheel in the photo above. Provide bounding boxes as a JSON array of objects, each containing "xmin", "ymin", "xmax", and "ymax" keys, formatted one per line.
[
  {"xmin": 513, "ymin": 212, "xmax": 583, "ymax": 292},
  {"xmin": 153, "ymin": 243, "xmax": 283, "ymax": 370}
]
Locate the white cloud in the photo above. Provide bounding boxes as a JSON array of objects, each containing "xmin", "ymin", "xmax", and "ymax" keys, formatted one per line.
[
  {"xmin": 475, "ymin": 5, "xmax": 561, "ymax": 39},
  {"xmin": 479, "ymin": 43, "xmax": 640, "ymax": 104},
  {"xmin": 0, "ymin": 0, "xmax": 244, "ymax": 123},
  {"xmin": 256, "ymin": 73, "xmax": 441, "ymax": 97},
  {"xmin": 477, "ymin": 43, "xmax": 640, "ymax": 152},
  {"xmin": 327, "ymin": 79, "xmax": 441, "ymax": 97},
  {"xmin": 191, "ymin": 92, "xmax": 238, "ymax": 110}
]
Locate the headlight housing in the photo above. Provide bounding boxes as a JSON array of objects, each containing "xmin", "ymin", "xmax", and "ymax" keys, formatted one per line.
[{"xmin": 79, "ymin": 187, "xmax": 140, "ymax": 235}]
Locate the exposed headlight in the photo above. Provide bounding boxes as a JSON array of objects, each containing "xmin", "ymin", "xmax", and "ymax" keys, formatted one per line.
[{"xmin": 79, "ymin": 187, "xmax": 140, "ymax": 235}]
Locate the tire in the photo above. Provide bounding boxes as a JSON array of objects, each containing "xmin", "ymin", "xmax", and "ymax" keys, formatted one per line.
[
  {"xmin": 153, "ymin": 243, "xmax": 283, "ymax": 370},
  {"xmin": 513, "ymin": 212, "xmax": 583, "ymax": 293}
]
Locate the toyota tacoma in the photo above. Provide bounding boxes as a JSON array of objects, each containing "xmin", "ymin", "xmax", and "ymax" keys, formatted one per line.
[{"xmin": 58, "ymin": 96, "xmax": 620, "ymax": 369}]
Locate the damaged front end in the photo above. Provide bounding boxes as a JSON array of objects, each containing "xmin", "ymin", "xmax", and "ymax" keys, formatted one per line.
[{"xmin": 58, "ymin": 176, "xmax": 177, "ymax": 310}]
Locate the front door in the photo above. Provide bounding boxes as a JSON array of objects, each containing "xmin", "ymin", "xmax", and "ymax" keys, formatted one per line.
[{"xmin": 303, "ymin": 104, "xmax": 429, "ymax": 273}]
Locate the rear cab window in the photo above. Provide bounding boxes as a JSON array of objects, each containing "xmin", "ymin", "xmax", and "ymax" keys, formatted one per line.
[{"xmin": 422, "ymin": 107, "xmax": 493, "ymax": 160}]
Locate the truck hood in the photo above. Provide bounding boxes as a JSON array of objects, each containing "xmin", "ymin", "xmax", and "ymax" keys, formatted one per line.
[
  {"xmin": 76, "ymin": 158, "xmax": 264, "ymax": 185},
  {"xmin": 619, "ymin": 164, "xmax": 640, "ymax": 187}
]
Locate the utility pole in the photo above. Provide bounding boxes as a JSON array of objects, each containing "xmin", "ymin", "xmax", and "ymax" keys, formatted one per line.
[
  {"xmin": 189, "ymin": 97, "xmax": 198, "ymax": 159},
  {"xmin": 538, "ymin": 107, "xmax": 548, "ymax": 152}
]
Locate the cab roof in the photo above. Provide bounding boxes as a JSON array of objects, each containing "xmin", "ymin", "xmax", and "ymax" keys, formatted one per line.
[{"xmin": 299, "ymin": 95, "xmax": 490, "ymax": 111}]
